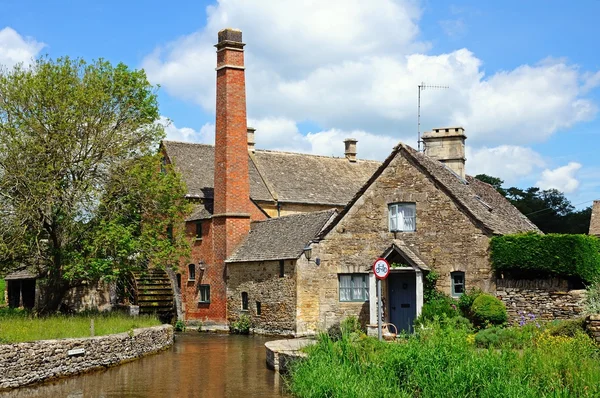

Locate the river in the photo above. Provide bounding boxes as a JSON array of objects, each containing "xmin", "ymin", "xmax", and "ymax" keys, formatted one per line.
[{"xmin": 1, "ymin": 333, "xmax": 290, "ymax": 397}]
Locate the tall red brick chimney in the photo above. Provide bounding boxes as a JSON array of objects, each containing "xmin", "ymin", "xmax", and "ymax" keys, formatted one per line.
[{"xmin": 212, "ymin": 28, "xmax": 251, "ymax": 322}]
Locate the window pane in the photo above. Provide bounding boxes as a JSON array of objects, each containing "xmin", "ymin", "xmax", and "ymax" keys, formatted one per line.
[{"xmin": 352, "ymin": 276, "xmax": 362, "ymax": 300}]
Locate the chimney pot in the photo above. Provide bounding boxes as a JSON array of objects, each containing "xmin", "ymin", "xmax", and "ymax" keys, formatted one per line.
[
  {"xmin": 344, "ymin": 138, "xmax": 358, "ymax": 162},
  {"xmin": 422, "ymin": 127, "xmax": 467, "ymax": 178}
]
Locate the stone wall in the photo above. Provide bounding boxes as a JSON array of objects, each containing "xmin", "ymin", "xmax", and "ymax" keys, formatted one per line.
[
  {"xmin": 227, "ymin": 260, "xmax": 297, "ymax": 335},
  {"xmin": 496, "ymin": 277, "xmax": 585, "ymax": 321},
  {"xmin": 61, "ymin": 280, "xmax": 116, "ymax": 313},
  {"xmin": 296, "ymin": 150, "xmax": 493, "ymax": 334},
  {"xmin": 586, "ymin": 316, "xmax": 600, "ymax": 343},
  {"xmin": 0, "ymin": 325, "xmax": 173, "ymax": 390}
]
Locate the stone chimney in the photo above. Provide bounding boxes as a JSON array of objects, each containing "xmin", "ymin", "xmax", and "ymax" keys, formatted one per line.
[
  {"xmin": 344, "ymin": 138, "xmax": 357, "ymax": 162},
  {"xmin": 422, "ymin": 127, "xmax": 467, "ymax": 178},
  {"xmin": 247, "ymin": 127, "xmax": 256, "ymax": 153},
  {"xmin": 212, "ymin": 28, "xmax": 251, "ymax": 322}
]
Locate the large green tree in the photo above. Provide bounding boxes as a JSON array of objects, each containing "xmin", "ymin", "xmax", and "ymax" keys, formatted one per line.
[
  {"xmin": 0, "ymin": 57, "xmax": 190, "ymax": 313},
  {"xmin": 474, "ymin": 174, "xmax": 591, "ymax": 234}
]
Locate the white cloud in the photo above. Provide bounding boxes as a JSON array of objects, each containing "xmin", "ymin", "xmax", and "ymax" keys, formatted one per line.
[
  {"xmin": 142, "ymin": 1, "xmax": 599, "ymax": 149},
  {"xmin": 159, "ymin": 116, "xmax": 214, "ymax": 144},
  {"xmin": 536, "ymin": 162, "xmax": 582, "ymax": 193},
  {"xmin": 0, "ymin": 27, "xmax": 44, "ymax": 69},
  {"xmin": 466, "ymin": 145, "xmax": 546, "ymax": 185}
]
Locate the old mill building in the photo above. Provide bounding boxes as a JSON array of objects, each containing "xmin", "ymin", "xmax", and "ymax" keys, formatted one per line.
[{"xmin": 160, "ymin": 28, "xmax": 539, "ymax": 335}]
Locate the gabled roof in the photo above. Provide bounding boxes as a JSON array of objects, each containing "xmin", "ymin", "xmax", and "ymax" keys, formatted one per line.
[
  {"xmin": 161, "ymin": 141, "xmax": 380, "ymax": 206},
  {"xmin": 226, "ymin": 209, "xmax": 337, "ymax": 263},
  {"xmin": 319, "ymin": 143, "xmax": 540, "ymax": 238},
  {"xmin": 590, "ymin": 201, "xmax": 600, "ymax": 236},
  {"xmin": 383, "ymin": 240, "xmax": 431, "ymax": 271}
]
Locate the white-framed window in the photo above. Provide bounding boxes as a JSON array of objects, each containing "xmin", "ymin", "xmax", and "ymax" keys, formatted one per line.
[
  {"xmin": 339, "ymin": 274, "xmax": 369, "ymax": 302},
  {"xmin": 388, "ymin": 203, "xmax": 416, "ymax": 232}
]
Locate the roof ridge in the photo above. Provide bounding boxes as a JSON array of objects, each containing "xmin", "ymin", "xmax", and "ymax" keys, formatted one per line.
[
  {"xmin": 162, "ymin": 140, "xmax": 214, "ymax": 147},
  {"xmin": 255, "ymin": 148, "xmax": 381, "ymax": 163}
]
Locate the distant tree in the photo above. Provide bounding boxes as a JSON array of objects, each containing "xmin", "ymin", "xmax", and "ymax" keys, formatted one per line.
[
  {"xmin": 475, "ymin": 175, "xmax": 590, "ymax": 234},
  {"xmin": 0, "ymin": 57, "xmax": 190, "ymax": 313},
  {"xmin": 474, "ymin": 174, "xmax": 507, "ymax": 197}
]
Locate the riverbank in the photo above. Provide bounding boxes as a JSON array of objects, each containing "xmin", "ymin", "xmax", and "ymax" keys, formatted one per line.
[
  {"xmin": 287, "ymin": 323, "xmax": 600, "ymax": 397},
  {"xmin": 0, "ymin": 324, "xmax": 173, "ymax": 390},
  {"xmin": 0, "ymin": 309, "xmax": 162, "ymax": 343}
]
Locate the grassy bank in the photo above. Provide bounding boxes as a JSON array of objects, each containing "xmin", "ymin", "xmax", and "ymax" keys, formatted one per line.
[
  {"xmin": 0, "ymin": 279, "xmax": 4, "ymax": 305},
  {"xmin": 0, "ymin": 309, "xmax": 161, "ymax": 343},
  {"xmin": 288, "ymin": 322, "xmax": 600, "ymax": 397}
]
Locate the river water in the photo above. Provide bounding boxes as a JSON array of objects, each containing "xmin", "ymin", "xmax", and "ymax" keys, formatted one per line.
[{"xmin": 2, "ymin": 333, "xmax": 290, "ymax": 398}]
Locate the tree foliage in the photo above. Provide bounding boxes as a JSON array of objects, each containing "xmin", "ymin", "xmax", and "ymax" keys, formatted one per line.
[
  {"xmin": 474, "ymin": 174, "xmax": 591, "ymax": 234},
  {"xmin": 0, "ymin": 57, "xmax": 190, "ymax": 312}
]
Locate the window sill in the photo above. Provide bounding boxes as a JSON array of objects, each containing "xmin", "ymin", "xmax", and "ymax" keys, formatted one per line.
[
  {"xmin": 187, "ymin": 279, "xmax": 196, "ymax": 283},
  {"xmin": 198, "ymin": 301, "xmax": 210, "ymax": 304},
  {"xmin": 195, "ymin": 237, "xmax": 203, "ymax": 241}
]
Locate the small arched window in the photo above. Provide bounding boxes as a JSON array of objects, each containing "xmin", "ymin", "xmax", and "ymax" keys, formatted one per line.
[{"xmin": 188, "ymin": 264, "xmax": 196, "ymax": 281}]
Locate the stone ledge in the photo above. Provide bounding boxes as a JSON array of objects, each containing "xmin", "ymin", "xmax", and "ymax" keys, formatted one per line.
[
  {"xmin": 0, "ymin": 324, "xmax": 173, "ymax": 391},
  {"xmin": 265, "ymin": 338, "xmax": 315, "ymax": 373}
]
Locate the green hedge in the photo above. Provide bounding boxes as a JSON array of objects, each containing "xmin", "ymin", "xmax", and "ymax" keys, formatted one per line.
[{"xmin": 490, "ymin": 233, "xmax": 600, "ymax": 282}]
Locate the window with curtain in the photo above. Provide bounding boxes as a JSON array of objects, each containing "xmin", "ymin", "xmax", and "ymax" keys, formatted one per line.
[
  {"xmin": 339, "ymin": 274, "xmax": 369, "ymax": 302},
  {"xmin": 388, "ymin": 203, "xmax": 416, "ymax": 232}
]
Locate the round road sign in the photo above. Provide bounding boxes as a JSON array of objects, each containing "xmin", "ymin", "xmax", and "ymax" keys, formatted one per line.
[{"xmin": 373, "ymin": 258, "xmax": 390, "ymax": 280}]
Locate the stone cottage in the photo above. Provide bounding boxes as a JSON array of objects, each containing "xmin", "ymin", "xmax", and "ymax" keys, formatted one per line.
[{"xmin": 161, "ymin": 28, "xmax": 539, "ymax": 333}]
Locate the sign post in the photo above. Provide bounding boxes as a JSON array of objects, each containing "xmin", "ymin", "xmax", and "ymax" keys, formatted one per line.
[{"xmin": 372, "ymin": 258, "xmax": 390, "ymax": 341}]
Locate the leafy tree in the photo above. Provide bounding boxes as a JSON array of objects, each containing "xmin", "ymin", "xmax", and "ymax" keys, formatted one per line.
[
  {"xmin": 474, "ymin": 174, "xmax": 591, "ymax": 234},
  {"xmin": 0, "ymin": 57, "xmax": 190, "ymax": 313}
]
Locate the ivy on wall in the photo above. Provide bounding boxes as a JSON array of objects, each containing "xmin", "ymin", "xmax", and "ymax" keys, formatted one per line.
[{"xmin": 490, "ymin": 233, "xmax": 600, "ymax": 283}]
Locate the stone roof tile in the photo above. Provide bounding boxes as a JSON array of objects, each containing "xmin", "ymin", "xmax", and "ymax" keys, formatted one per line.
[{"xmin": 227, "ymin": 209, "xmax": 336, "ymax": 263}]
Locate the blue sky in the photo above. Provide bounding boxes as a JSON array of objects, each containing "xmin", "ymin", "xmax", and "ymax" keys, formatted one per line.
[{"xmin": 1, "ymin": 0, "xmax": 599, "ymax": 208}]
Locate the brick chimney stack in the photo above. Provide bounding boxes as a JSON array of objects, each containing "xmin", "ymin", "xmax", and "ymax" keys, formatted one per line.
[
  {"xmin": 212, "ymin": 28, "xmax": 251, "ymax": 322},
  {"xmin": 422, "ymin": 127, "xmax": 467, "ymax": 178}
]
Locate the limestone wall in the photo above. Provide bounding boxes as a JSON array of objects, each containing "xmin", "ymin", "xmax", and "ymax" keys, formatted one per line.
[
  {"xmin": 0, "ymin": 324, "xmax": 173, "ymax": 390},
  {"xmin": 61, "ymin": 280, "xmax": 116, "ymax": 313},
  {"xmin": 227, "ymin": 260, "xmax": 297, "ymax": 335},
  {"xmin": 496, "ymin": 277, "xmax": 585, "ymax": 321}
]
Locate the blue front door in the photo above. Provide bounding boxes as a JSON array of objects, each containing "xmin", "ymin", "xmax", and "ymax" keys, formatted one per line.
[{"xmin": 388, "ymin": 272, "xmax": 416, "ymax": 333}]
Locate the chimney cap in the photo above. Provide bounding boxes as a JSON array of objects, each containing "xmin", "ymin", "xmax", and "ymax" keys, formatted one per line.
[
  {"xmin": 422, "ymin": 126, "xmax": 466, "ymax": 139},
  {"xmin": 218, "ymin": 28, "xmax": 243, "ymax": 43},
  {"xmin": 343, "ymin": 138, "xmax": 358, "ymax": 143}
]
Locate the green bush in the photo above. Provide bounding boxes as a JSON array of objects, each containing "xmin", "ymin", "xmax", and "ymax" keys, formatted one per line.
[
  {"xmin": 423, "ymin": 271, "xmax": 444, "ymax": 303},
  {"xmin": 174, "ymin": 319, "xmax": 186, "ymax": 332},
  {"xmin": 458, "ymin": 288, "xmax": 483, "ymax": 317},
  {"xmin": 583, "ymin": 280, "xmax": 600, "ymax": 315},
  {"xmin": 0, "ymin": 279, "xmax": 5, "ymax": 305},
  {"xmin": 415, "ymin": 295, "xmax": 460, "ymax": 328},
  {"xmin": 471, "ymin": 294, "xmax": 507, "ymax": 327},
  {"xmin": 490, "ymin": 233, "xmax": 600, "ymax": 282},
  {"xmin": 474, "ymin": 325, "xmax": 538, "ymax": 349},
  {"xmin": 547, "ymin": 318, "xmax": 586, "ymax": 337},
  {"xmin": 230, "ymin": 314, "xmax": 252, "ymax": 334}
]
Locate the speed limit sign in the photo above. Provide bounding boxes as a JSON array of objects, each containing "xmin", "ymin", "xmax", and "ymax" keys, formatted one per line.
[{"xmin": 373, "ymin": 258, "xmax": 390, "ymax": 280}]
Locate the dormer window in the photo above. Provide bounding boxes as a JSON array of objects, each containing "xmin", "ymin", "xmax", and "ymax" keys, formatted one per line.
[{"xmin": 388, "ymin": 203, "xmax": 416, "ymax": 232}]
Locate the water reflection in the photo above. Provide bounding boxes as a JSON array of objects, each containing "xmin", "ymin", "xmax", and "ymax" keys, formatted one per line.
[{"xmin": 2, "ymin": 333, "xmax": 289, "ymax": 398}]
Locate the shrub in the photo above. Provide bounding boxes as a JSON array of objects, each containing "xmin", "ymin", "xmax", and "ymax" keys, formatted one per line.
[
  {"xmin": 490, "ymin": 233, "xmax": 600, "ymax": 282},
  {"xmin": 230, "ymin": 314, "xmax": 252, "ymax": 334},
  {"xmin": 423, "ymin": 271, "xmax": 444, "ymax": 303},
  {"xmin": 583, "ymin": 279, "xmax": 600, "ymax": 315},
  {"xmin": 415, "ymin": 295, "xmax": 460, "ymax": 328},
  {"xmin": 474, "ymin": 325, "xmax": 539, "ymax": 349},
  {"xmin": 471, "ymin": 294, "xmax": 507, "ymax": 327},
  {"xmin": 174, "ymin": 320, "xmax": 186, "ymax": 332},
  {"xmin": 547, "ymin": 318, "xmax": 586, "ymax": 337},
  {"xmin": 457, "ymin": 288, "xmax": 482, "ymax": 318}
]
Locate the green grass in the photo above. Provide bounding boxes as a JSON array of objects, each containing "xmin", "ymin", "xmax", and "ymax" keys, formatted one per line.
[
  {"xmin": 0, "ymin": 279, "xmax": 4, "ymax": 305},
  {"xmin": 0, "ymin": 309, "xmax": 161, "ymax": 343},
  {"xmin": 287, "ymin": 322, "xmax": 600, "ymax": 398}
]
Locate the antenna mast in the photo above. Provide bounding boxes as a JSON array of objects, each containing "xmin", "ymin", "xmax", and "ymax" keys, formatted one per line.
[{"xmin": 417, "ymin": 82, "xmax": 449, "ymax": 152}]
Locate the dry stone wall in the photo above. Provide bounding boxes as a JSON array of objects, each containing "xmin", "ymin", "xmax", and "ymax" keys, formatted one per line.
[
  {"xmin": 496, "ymin": 277, "xmax": 585, "ymax": 321},
  {"xmin": 0, "ymin": 324, "xmax": 173, "ymax": 390}
]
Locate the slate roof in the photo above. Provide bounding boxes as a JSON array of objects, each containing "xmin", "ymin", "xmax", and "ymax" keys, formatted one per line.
[
  {"xmin": 590, "ymin": 200, "xmax": 600, "ymax": 236},
  {"xmin": 319, "ymin": 143, "xmax": 540, "ymax": 238},
  {"xmin": 186, "ymin": 202, "xmax": 214, "ymax": 221},
  {"xmin": 226, "ymin": 209, "xmax": 337, "ymax": 263},
  {"xmin": 5, "ymin": 268, "xmax": 37, "ymax": 280},
  {"xmin": 390, "ymin": 240, "xmax": 431, "ymax": 271},
  {"xmin": 161, "ymin": 141, "xmax": 380, "ymax": 206}
]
